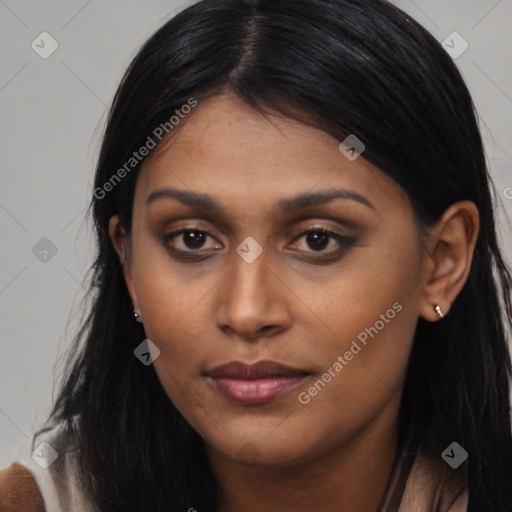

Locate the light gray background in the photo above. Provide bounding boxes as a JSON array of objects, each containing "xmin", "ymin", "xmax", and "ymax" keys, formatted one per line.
[{"xmin": 1, "ymin": 0, "xmax": 511, "ymax": 468}]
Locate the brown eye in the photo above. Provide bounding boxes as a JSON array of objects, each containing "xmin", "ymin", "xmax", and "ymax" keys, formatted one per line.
[
  {"xmin": 304, "ymin": 231, "xmax": 330, "ymax": 251},
  {"xmin": 291, "ymin": 228, "xmax": 354, "ymax": 255},
  {"xmin": 181, "ymin": 230, "xmax": 207, "ymax": 249},
  {"xmin": 163, "ymin": 229, "xmax": 221, "ymax": 254}
]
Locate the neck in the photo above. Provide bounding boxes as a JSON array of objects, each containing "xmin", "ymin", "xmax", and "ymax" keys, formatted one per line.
[{"xmin": 207, "ymin": 398, "xmax": 401, "ymax": 512}]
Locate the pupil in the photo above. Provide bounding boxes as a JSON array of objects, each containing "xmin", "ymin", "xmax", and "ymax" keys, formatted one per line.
[
  {"xmin": 307, "ymin": 232, "xmax": 328, "ymax": 251},
  {"xmin": 184, "ymin": 230, "xmax": 205, "ymax": 249}
]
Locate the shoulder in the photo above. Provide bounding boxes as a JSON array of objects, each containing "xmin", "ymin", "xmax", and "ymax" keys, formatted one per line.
[
  {"xmin": 400, "ymin": 442, "xmax": 468, "ymax": 512},
  {"xmin": 3, "ymin": 421, "xmax": 96, "ymax": 512},
  {"xmin": 0, "ymin": 462, "xmax": 45, "ymax": 512}
]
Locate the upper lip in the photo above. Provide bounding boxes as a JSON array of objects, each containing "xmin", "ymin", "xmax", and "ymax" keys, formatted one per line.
[{"xmin": 205, "ymin": 360, "xmax": 310, "ymax": 380}]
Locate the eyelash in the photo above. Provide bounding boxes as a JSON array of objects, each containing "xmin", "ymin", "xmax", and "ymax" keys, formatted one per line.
[{"xmin": 162, "ymin": 227, "xmax": 355, "ymax": 262}]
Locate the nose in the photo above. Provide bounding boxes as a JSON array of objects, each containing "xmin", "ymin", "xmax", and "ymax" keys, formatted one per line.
[{"xmin": 215, "ymin": 249, "xmax": 292, "ymax": 341}]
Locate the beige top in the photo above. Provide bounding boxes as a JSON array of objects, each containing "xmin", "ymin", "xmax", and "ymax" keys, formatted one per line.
[{"xmin": 17, "ymin": 424, "xmax": 95, "ymax": 512}]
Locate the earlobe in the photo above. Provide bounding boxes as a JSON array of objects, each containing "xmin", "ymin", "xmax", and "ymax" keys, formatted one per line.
[{"xmin": 419, "ymin": 200, "xmax": 479, "ymax": 322}]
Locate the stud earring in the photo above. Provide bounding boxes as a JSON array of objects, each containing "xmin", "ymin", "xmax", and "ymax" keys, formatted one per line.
[
  {"xmin": 133, "ymin": 306, "xmax": 143, "ymax": 323},
  {"xmin": 433, "ymin": 304, "xmax": 444, "ymax": 319}
]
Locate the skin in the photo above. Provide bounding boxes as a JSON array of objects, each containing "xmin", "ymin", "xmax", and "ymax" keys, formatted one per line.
[{"xmin": 109, "ymin": 93, "xmax": 479, "ymax": 512}]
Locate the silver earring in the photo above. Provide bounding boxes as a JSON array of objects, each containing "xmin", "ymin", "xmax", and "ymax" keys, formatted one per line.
[
  {"xmin": 133, "ymin": 307, "xmax": 143, "ymax": 323},
  {"xmin": 433, "ymin": 304, "xmax": 444, "ymax": 318}
]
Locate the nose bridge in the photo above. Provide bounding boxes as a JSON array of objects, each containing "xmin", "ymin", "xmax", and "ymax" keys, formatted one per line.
[
  {"xmin": 227, "ymin": 250, "xmax": 271, "ymax": 315},
  {"xmin": 216, "ymin": 247, "xmax": 290, "ymax": 339}
]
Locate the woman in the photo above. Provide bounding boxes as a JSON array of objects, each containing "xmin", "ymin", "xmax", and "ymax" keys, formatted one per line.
[{"xmin": 1, "ymin": 0, "xmax": 511, "ymax": 510}]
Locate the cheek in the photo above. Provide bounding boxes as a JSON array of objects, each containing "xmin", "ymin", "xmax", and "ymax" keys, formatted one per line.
[
  {"xmin": 302, "ymin": 226, "xmax": 422, "ymax": 398},
  {"xmin": 297, "ymin": 224, "xmax": 421, "ymax": 346},
  {"xmin": 139, "ymin": 289, "xmax": 212, "ymax": 424},
  {"xmin": 129, "ymin": 244, "xmax": 209, "ymax": 376},
  {"xmin": 131, "ymin": 232, "xmax": 214, "ymax": 337},
  {"xmin": 139, "ymin": 289, "xmax": 209, "ymax": 375},
  {"xmin": 291, "ymin": 299, "xmax": 417, "ymax": 452}
]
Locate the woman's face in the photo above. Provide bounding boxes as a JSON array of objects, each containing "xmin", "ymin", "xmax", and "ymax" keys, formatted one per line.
[{"xmin": 112, "ymin": 93, "xmax": 428, "ymax": 467}]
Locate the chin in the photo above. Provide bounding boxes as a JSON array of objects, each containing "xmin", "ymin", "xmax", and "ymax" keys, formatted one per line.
[{"xmin": 209, "ymin": 432, "xmax": 319, "ymax": 467}]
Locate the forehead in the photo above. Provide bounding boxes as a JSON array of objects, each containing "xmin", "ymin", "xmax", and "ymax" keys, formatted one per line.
[{"xmin": 134, "ymin": 93, "xmax": 410, "ymax": 217}]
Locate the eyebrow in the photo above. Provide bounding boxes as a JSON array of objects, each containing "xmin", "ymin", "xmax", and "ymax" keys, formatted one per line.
[{"xmin": 145, "ymin": 187, "xmax": 375, "ymax": 215}]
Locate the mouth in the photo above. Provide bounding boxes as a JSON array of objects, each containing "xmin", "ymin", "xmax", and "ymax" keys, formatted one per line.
[{"xmin": 204, "ymin": 360, "xmax": 311, "ymax": 405}]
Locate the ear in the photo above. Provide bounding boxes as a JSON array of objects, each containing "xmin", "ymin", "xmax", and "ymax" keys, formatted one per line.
[
  {"xmin": 419, "ymin": 200, "xmax": 479, "ymax": 322},
  {"xmin": 108, "ymin": 215, "xmax": 138, "ymax": 307}
]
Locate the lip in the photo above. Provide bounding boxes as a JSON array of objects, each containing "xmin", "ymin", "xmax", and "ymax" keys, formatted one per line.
[
  {"xmin": 205, "ymin": 360, "xmax": 311, "ymax": 405},
  {"xmin": 206, "ymin": 360, "xmax": 309, "ymax": 379}
]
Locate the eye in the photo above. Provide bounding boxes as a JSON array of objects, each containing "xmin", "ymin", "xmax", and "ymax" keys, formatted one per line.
[
  {"xmin": 290, "ymin": 227, "xmax": 354, "ymax": 256},
  {"xmin": 162, "ymin": 226, "xmax": 355, "ymax": 261},
  {"xmin": 163, "ymin": 228, "xmax": 222, "ymax": 255}
]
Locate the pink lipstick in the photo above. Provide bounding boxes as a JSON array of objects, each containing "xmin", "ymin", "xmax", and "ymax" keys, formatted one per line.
[{"xmin": 205, "ymin": 360, "xmax": 310, "ymax": 405}]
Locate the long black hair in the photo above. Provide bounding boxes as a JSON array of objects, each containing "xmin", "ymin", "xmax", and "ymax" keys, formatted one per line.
[{"xmin": 34, "ymin": 0, "xmax": 512, "ymax": 510}]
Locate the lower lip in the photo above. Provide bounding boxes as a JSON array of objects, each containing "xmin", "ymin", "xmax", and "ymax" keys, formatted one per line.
[{"xmin": 209, "ymin": 376, "xmax": 309, "ymax": 405}]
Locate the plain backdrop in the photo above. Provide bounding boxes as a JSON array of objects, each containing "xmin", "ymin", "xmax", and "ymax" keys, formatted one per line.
[{"xmin": 1, "ymin": 0, "xmax": 511, "ymax": 468}]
